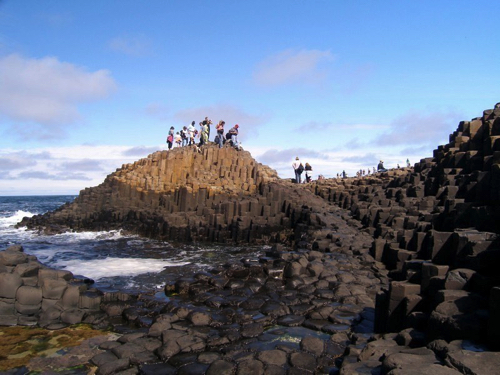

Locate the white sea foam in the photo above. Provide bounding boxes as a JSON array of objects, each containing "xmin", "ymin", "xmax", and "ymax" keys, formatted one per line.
[
  {"xmin": 0, "ymin": 210, "xmax": 35, "ymax": 228},
  {"xmin": 54, "ymin": 257, "xmax": 190, "ymax": 280},
  {"xmin": 52, "ymin": 229, "xmax": 126, "ymax": 242}
]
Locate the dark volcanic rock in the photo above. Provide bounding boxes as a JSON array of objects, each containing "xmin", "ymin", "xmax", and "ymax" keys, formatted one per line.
[{"xmin": 8, "ymin": 103, "xmax": 500, "ymax": 375}]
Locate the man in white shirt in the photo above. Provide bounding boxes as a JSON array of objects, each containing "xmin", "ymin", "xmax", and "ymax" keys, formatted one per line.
[{"xmin": 292, "ymin": 157, "xmax": 301, "ymax": 183}]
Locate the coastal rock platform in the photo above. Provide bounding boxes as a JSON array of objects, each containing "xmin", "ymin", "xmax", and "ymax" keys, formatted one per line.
[{"xmin": 7, "ymin": 103, "xmax": 500, "ymax": 373}]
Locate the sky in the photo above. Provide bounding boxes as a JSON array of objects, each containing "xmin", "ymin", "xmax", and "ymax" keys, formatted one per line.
[{"xmin": 1, "ymin": 0, "xmax": 499, "ymax": 195}]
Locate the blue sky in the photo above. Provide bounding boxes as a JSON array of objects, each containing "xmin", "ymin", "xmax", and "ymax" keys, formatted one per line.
[{"xmin": 1, "ymin": 0, "xmax": 499, "ymax": 195}]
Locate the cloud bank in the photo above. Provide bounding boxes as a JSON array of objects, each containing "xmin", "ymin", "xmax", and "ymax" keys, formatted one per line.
[
  {"xmin": 0, "ymin": 54, "xmax": 117, "ymax": 139},
  {"xmin": 376, "ymin": 110, "xmax": 462, "ymax": 147}
]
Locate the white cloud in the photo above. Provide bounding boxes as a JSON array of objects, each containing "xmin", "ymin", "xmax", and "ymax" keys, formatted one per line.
[
  {"xmin": 297, "ymin": 121, "xmax": 389, "ymax": 133},
  {"xmin": 60, "ymin": 159, "xmax": 104, "ymax": 172},
  {"xmin": 108, "ymin": 35, "xmax": 153, "ymax": 57},
  {"xmin": 0, "ymin": 54, "xmax": 117, "ymax": 139},
  {"xmin": 0, "ymin": 145, "xmax": 164, "ymax": 195},
  {"xmin": 253, "ymin": 49, "xmax": 334, "ymax": 87},
  {"xmin": 0, "ymin": 156, "xmax": 37, "ymax": 171},
  {"xmin": 123, "ymin": 146, "xmax": 160, "ymax": 157},
  {"xmin": 376, "ymin": 110, "xmax": 463, "ymax": 147}
]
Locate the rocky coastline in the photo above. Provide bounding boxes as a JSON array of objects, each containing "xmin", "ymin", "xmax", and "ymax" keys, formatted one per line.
[{"xmin": 3, "ymin": 103, "xmax": 500, "ymax": 374}]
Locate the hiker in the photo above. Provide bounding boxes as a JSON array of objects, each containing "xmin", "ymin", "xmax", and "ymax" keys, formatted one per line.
[
  {"xmin": 166, "ymin": 126, "xmax": 174, "ymax": 149},
  {"xmin": 199, "ymin": 122, "xmax": 209, "ymax": 147},
  {"xmin": 174, "ymin": 132, "xmax": 182, "ymax": 147},
  {"xmin": 215, "ymin": 120, "xmax": 225, "ymax": 148},
  {"xmin": 181, "ymin": 126, "xmax": 189, "ymax": 147},
  {"xmin": 227, "ymin": 124, "xmax": 239, "ymax": 149},
  {"xmin": 342, "ymin": 170, "xmax": 346, "ymax": 178},
  {"xmin": 373, "ymin": 166, "xmax": 376, "ymax": 174},
  {"xmin": 188, "ymin": 121, "xmax": 196, "ymax": 145},
  {"xmin": 406, "ymin": 158, "xmax": 410, "ymax": 168},
  {"xmin": 305, "ymin": 163, "xmax": 313, "ymax": 183},
  {"xmin": 377, "ymin": 160, "xmax": 387, "ymax": 172},
  {"xmin": 292, "ymin": 157, "xmax": 301, "ymax": 183},
  {"xmin": 203, "ymin": 117, "xmax": 212, "ymax": 140}
]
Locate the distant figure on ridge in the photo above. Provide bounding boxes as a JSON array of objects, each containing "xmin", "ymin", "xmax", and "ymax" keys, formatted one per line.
[
  {"xmin": 181, "ymin": 126, "xmax": 188, "ymax": 147},
  {"xmin": 215, "ymin": 120, "xmax": 225, "ymax": 148},
  {"xmin": 292, "ymin": 157, "xmax": 301, "ymax": 183},
  {"xmin": 377, "ymin": 160, "xmax": 387, "ymax": 172},
  {"xmin": 305, "ymin": 162, "xmax": 313, "ymax": 183},
  {"xmin": 203, "ymin": 117, "xmax": 212, "ymax": 140},
  {"xmin": 227, "ymin": 124, "xmax": 239, "ymax": 149},
  {"xmin": 406, "ymin": 158, "xmax": 411, "ymax": 168},
  {"xmin": 166, "ymin": 126, "xmax": 174, "ymax": 149},
  {"xmin": 342, "ymin": 170, "xmax": 346, "ymax": 178},
  {"xmin": 175, "ymin": 132, "xmax": 182, "ymax": 147},
  {"xmin": 199, "ymin": 121, "xmax": 209, "ymax": 147},
  {"xmin": 188, "ymin": 121, "xmax": 196, "ymax": 145}
]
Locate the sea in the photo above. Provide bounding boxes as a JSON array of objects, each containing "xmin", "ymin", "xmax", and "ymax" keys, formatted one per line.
[{"xmin": 0, "ymin": 195, "xmax": 264, "ymax": 298}]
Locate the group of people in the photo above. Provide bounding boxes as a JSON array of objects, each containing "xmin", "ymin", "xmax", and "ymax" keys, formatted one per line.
[
  {"xmin": 292, "ymin": 157, "xmax": 313, "ymax": 183},
  {"xmin": 166, "ymin": 117, "xmax": 240, "ymax": 150},
  {"xmin": 291, "ymin": 156, "xmax": 412, "ymax": 183},
  {"xmin": 336, "ymin": 158, "xmax": 412, "ymax": 179}
]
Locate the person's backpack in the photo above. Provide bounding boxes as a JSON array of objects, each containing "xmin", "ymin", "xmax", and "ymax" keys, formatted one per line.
[
  {"xmin": 297, "ymin": 164, "xmax": 304, "ymax": 174},
  {"xmin": 225, "ymin": 132, "xmax": 232, "ymax": 140}
]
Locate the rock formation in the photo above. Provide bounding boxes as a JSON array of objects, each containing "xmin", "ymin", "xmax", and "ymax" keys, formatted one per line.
[
  {"xmin": 21, "ymin": 146, "xmax": 306, "ymax": 244},
  {"xmin": 0, "ymin": 244, "xmax": 103, "ymax": 328},
  {"xmin": 305, "ymin": 103, "xmax": 500, "ymax": 350},
  {"xmin": 9, "ymin": 102, "xmax": 500, "ymax": 374}
]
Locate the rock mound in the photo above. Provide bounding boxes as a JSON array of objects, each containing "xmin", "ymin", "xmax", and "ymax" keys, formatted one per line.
[{"xmin": 21, "ymin": 145, "xmax": 303, "ymax": 243}]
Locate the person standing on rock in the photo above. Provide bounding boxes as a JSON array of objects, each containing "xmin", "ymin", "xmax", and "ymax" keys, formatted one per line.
[
  {"xmin": 203, "ymin": 117, "xmax": 212, "ymax": 140},
  {"xmin": 181, "ymin": 126, "xmax": 188, "ymax": 147},
  {"xmin": 292, "ymin": 157, "xmax": 301, "ymax": 183},
  {"xmin": 305, "ymin": 162, "xmax": 313, "ymax": 183},
  {"xmin": 228, "ymin": 124, "xmax": 239, "ymax": 149},
  {"xmin": 188, "ymin": 121, "xmax": 196, "ymax": 145},
  {"xmin": 199, "ymin": 122, "xmax": 208, "ymax": 147},
  {"xmin": 166, "ymin": 126, "xmax": 174, "ymax": 149},
  {"xmin": 216, "ymin": 120, "xmax": 225, "ymax": 148},
  {"xmin": 406, "ymin": 158, "xmax": 411, "ymax": 168},
  {"xmin": 175, "ymin": 131, "xmax": 182, "ymax": 147}
]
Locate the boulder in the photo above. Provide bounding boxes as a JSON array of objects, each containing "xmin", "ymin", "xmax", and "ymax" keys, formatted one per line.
[
  {"xmin": 0, "ymin": 272, "xmax": 23, "ymax": 298},
  {"xmin": 41, "ymin": 278, "xmax": 68, "ymax": 299},
  {"xmin": 446, "ymin": 350, "xmax": 500, "ymax": 375},
  {"xmin": 16, "ymin": 286, "xmax": 42, "ymax": 305},
  {"xmin": 0, "ymin": 249, "xmax": 28, "ymax": 266}
]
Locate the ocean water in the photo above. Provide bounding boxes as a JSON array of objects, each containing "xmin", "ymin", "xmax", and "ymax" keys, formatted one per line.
[{"xmin": 0, "ymin": 196, "xmax": 264, "ymax": 296}]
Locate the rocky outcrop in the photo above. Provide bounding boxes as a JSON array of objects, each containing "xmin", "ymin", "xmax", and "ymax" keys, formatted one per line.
[
  {"xmin": 21, "ymin": 145, "xmax": 309, "ymax": 244},
  {"xmin": 10, "ymin": 103, "xmax": 500, "ymax": 373},
  {"xmin": 0, "ymin": 245, "xmax": 104, "ymax": 328},
  {"xmin": 300, "ymin": 103, "xmax": 500, "ymax": 371}
]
